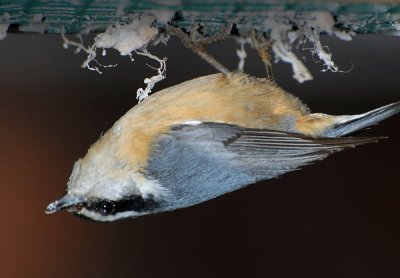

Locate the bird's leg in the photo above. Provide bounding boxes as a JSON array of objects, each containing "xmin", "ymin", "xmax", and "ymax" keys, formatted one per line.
[
  {"xmin": 250, "ymin": 30, "xmax": 274, "ymax": 81},
  {"xmin": 166, "ymin": 24, "xmax": 232, "ymax": 75}
]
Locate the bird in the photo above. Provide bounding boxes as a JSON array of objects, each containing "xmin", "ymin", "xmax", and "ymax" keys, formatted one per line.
[{"xmin": 45, "ymin": 73, "xmax": 400, "ymax": 222}]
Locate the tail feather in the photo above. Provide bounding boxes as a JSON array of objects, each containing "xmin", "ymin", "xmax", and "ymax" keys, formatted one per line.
[{"xmin": 323, "ymin": 101, "xmax": 400, "ymax": 137}]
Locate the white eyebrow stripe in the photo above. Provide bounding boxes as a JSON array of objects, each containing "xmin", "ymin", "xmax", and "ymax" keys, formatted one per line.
[{"xmin": 78, "ymin": 208, "xmax": 142, "ymax": 222}]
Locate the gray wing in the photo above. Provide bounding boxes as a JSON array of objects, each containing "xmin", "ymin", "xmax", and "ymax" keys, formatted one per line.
[{"xmin": 147, "ymin": 122, "xmax": 377, "ymax": 210}]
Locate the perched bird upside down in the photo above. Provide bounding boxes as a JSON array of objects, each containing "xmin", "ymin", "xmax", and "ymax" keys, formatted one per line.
[{"xmin": 45, "ymin": 73, "xmax": 400, "ymax": 222}]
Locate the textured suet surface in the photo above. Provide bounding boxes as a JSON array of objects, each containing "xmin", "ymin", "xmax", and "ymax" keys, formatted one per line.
[{"xmin": 1, "ymin": 0, "xmax": 400, "ymax": 34}]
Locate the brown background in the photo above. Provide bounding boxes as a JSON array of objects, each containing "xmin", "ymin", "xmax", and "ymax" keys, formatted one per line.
[{"xmin": 0, "ymin": 34, "xmax": 399, "ymax": 278}]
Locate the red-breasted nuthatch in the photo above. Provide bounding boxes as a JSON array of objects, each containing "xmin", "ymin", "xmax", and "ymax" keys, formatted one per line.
[{"xmin": 45, "ymin": 73, "xmax": 400, "ymax": 222}]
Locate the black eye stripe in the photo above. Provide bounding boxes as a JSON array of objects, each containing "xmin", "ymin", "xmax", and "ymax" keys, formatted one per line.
[{"xmin": 84, "ymin": 195, "xmax": 159, "ymax": 216}]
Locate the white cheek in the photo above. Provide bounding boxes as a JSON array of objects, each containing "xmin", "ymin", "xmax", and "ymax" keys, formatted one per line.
[
  {"xmin": 69, "ymin": 176, "xmax": 140, "ymax": 200},
  {"xmin": 68, "ymin": 159, "xmax": 81, "ymax": 186},
  {"xmin": 133, "ymin": 174, "xmax": 169, "ymax": 200},
  {"xmin": 66, "ymin": 144, "xmax": 168, "ymax": 201}
]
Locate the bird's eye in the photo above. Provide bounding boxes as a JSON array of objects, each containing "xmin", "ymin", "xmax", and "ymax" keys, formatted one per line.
[{"xmin": 97, "ymin": 201, "xmax": 116, "ymax": 215}]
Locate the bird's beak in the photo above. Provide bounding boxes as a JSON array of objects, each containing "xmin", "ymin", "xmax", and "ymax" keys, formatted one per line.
[{"xmin": 45, "ymin": 194, "xmax": 83, "ymax": 214}]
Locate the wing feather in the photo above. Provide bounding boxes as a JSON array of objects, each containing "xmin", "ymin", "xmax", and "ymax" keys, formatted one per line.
[{"xmin": 147, "ymin": 122, "xmax": 378, "ymax": 209}]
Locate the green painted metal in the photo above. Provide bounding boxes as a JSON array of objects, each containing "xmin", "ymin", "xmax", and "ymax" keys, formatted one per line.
[{"xmin": 0, "ymin": 1, "xmax": 400, "ymax": 34}]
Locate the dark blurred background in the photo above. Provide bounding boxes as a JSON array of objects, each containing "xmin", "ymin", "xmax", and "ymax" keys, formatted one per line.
[{"xmin": 0, "ymin": 33, "xmax": 399, "ymax": 278}]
